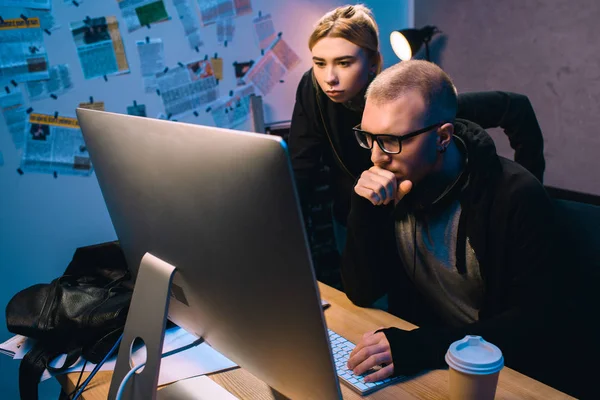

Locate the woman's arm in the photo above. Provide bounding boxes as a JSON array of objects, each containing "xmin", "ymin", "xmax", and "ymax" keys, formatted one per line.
[
  {"xmin": 457, "ymin": 91, "xmax": 545, "ymax": 182},
  {"xmin": 288, "ymin": 73, "xmax": 327, "ymax": 212}
]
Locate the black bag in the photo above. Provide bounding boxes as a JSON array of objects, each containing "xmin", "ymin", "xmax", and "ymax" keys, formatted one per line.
[{"xmin": 5, "ymin": 241, "xmax": 133, "ymax": 400}]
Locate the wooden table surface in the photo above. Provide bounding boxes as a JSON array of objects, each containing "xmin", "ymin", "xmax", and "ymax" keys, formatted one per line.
[{"xmin": 59, "ymin": 283, "xmax": 572, "ymax": 399}]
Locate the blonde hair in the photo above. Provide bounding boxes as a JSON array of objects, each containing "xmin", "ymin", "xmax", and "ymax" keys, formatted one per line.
[
  {"xmin": 366, "ymin": 60, "xmax": 458, "ymax": 123},
  {"xmin": 308, "ymin": 4, "xmax": 382, "ymax": 73}
]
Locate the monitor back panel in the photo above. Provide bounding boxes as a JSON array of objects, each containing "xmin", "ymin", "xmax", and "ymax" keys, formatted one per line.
[{"xmin": 77, "ymin": 109, "xmax": 342, "ymax": 400}]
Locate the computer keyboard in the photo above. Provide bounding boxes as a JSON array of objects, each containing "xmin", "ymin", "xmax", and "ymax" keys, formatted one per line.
[{"xmin": 328, "ymin": 329, "xmax": 405, "ymax": 396}]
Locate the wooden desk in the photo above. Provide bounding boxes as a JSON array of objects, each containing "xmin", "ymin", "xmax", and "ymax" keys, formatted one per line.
[{"xmin": 59, "ymin": 283, "xmax": 572, "ymax": 399}]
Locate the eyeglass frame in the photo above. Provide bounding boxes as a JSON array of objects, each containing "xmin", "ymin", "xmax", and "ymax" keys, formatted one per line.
[{"xmin": 352, "ymin": 122, "xmax": 446, "ymax": 154}]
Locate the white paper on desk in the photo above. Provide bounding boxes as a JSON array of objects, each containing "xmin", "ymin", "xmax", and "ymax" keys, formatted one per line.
[
  {"xmin": 39, "ymin": 326, "xmax": 237, "ymax": 384},
  {"xmin": 0, "ymin": 334, "xmax": 34, "ymax": 359},
  {"xmin": 158, "ymin": 375, "xmax": 238, "ymax": 399}
]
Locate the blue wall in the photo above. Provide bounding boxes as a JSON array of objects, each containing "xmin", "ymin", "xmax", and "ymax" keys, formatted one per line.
[{"xmin": 0, "ymin": 0, "xmax": 412, "ymax": 398}]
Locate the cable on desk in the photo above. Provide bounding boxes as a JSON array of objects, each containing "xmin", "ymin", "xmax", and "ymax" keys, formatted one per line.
[
  {"xmin": 71, "ymin": 334, "xmax": 123, "ymax": 400},
  {"xmin": 67, "ymin": 359, "xmax": 88, "ymax": 399},
  {"xmin": 115, "ymin": 337, "xmax": 205, "ymax": 400}
]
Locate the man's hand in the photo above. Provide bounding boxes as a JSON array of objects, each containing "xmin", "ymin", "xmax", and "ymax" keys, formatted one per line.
[
  {"xmin": 346, "ymin": 330, "xmax": 394, "ymax": 383},
  {"xmin": 354, "ymin": 166, "xmax": 412, "ymax": 206}
]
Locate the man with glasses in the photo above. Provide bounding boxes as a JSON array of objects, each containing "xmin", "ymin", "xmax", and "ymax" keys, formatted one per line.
[{"xmin": 341, "ymin": 60, "xmax": 557, "ymax": 385}]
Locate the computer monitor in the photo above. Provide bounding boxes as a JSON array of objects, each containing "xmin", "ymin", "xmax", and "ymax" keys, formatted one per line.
[{"xmin": 76, "ymin": 108, "xmax": 343, "ymax": 399}]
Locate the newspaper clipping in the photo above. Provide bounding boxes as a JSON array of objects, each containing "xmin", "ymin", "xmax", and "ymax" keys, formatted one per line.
[
  {"xmin": 0, "ymin": 88, "xmax": 27, "ymax": 149},
  {"xmin": 0, "ymin": 8, "xmax": 60, "ymax": 32},
  {"xmin": 78, "ymin": 101, "xmax": 105, "ymax": 111},
  {"xmin": 233, "ymin": 0, "xmax": 253, "ymax": 16},
  {"xmin": 117, "ymin": 0, "xmax": 170, "ymax": 32},
  {"xmin": 156, "ymin": 59, "xmax": 218, "ymax": 118},
  {"xmin": 210, "ymin": 84, "xmax": 255, "ymax": 129},
  {"xmin": 243, "ymin": 37, "xmax": 300, "ymax": 96},
  {"xmin": 196, "ymin": 0, "xmax": 235, "ymax": 26},
  {"xmin": 0, "ymin": 0, "xmax": 51, "ymax": 9},
  {"xmin": 0, "ymin": 17, "xmax": 50, "ymax": 84},
  {"xmin": 173, "ymin": 0, "xmax": 203, "ymax": 49},
  {"xmin": 211, "ymin": 57, "xmax": 223, "ymax": 80},
  {"xmin": 233, "ymin": 60, "xmax": 253, "ymax": 85},
  {"xmin": 253, "ymin": 13, "xmax": 276, "ymax": 51},
  {"xmin": 196, "ymin": 0, "xmax": 252, "ymax": 25},
  {"xmin": 136, "ymin": 38, "xmax": 165, "ymax": 93},
  {"xmin": 127, "ymin": 101, "xmax": 147, "ymax": 117},
  {"xmin": 70, "ymin": 16, "xmax": 129, "ymax": 80},
  {"xmin": 21, "ymin": 113, "xmax": 92, "ymax": 176},
  {"xmin": 216, "ymin": 18, "xmax": 234, "ymax": 45},
  {"xmin": 26, "ymin": 64, "xmax": 73, "ymax": 101}
]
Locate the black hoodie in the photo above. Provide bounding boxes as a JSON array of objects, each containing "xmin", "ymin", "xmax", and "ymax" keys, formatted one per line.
[
  {"xmin": 341, "ymin": 119, "xmax": 558, "ymax": 378},
  {"xmin": 289, "ymin": 69, "xmax": 546, "ymax": 226}
]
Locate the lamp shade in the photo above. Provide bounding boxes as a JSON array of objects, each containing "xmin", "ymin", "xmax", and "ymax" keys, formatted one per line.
[{"xmin": 390, "ymin": 26, "xmax": 439, "ymax": 61}]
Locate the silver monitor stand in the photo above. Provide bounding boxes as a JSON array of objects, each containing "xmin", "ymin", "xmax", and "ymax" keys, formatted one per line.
[{"xmin": 108, "ymin": 253, "xmax": 176, "ymax": 400}]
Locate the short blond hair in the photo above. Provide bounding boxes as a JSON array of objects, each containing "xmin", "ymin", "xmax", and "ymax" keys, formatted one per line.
[
  {"xmin": 366, "ymin": 60, "xmax": 458, "ymax": 123},
  {"xmin": 308, "ymin": 4, "xmax": 382, "ymax": 73}
]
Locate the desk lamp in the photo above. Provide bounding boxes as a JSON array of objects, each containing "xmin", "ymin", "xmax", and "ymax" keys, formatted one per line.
[{"xmin": 390, "ymin": 25, "xmax": 440, "ymax": 61}]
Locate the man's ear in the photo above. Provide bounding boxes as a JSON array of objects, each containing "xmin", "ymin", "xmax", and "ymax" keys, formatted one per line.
[{"xmin": 438, "ymin": 122, "xmax": 454, "ymax": 148}]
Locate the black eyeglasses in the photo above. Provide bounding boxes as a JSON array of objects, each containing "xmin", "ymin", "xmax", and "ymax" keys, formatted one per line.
[{"xmin": 353, "ymin": 122, "xmax": 444, "ymax": 154}]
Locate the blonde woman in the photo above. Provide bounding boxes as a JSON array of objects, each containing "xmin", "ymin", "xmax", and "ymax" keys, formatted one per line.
[{"xmin": 289, "ymin": 5, "xmax": 380, "ymax": 245}]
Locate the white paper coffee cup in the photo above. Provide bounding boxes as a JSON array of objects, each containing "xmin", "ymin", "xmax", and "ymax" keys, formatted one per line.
[{"xmin": 445, "ymin": 335, "xmax": 504, "ymax": 400}]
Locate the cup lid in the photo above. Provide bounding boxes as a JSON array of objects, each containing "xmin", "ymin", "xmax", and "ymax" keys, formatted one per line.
[{"xmin": 445, "ymin": 335, "xmax": 504, "ymax": 375}]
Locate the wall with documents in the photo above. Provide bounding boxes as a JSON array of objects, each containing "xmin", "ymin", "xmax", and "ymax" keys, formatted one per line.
[{"xmin": 0, "ymin": 1, "xmax": 412, "ymax": 398}]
